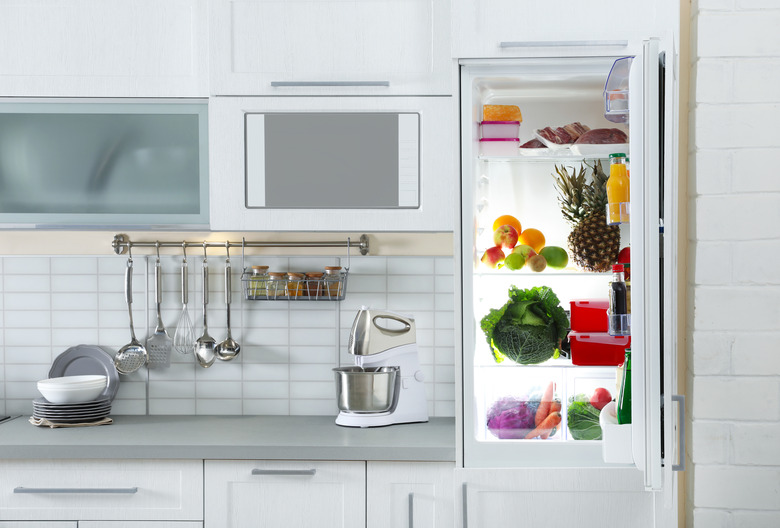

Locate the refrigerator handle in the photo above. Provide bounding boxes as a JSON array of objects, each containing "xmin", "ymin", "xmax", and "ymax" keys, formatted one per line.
[
  {"xmin": 672, "ymin": 394, "xmax": 686, "ymax": 471},
  {"xmin": 500, "ymin": 40, "xmax": 628, "ymax": 49}
]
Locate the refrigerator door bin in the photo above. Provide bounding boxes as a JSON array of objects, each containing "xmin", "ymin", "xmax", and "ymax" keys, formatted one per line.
[
  {"xmin": 569, "ymin": 331, "xmax": 630, "ymax": 366},
  {"xmin": 602, "ymin": 424, "xmax": 634, "ymax": 463}
]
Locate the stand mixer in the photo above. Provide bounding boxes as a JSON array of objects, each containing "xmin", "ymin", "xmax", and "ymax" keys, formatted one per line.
[{"xmin": 333, "ymin": 307, "xmax": 429, "ymax": 428}]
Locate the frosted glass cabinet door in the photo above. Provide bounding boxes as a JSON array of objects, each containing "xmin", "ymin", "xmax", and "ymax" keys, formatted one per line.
[{"xmin": 0, "ymin": 100, "xmax": 209, "ymax": 228}]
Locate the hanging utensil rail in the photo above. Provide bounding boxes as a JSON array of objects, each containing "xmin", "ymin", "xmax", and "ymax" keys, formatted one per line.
[{"xmin": 111, "ymin": 234, "xmax": 370, "ymax": 255}]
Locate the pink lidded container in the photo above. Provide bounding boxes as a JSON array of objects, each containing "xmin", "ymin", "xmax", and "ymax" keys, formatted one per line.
[{"xmin": 480, "ymin": 120, "xmax": 521, "ymax": 139}]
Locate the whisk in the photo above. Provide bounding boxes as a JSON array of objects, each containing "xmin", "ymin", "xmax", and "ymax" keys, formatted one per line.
[{"xmin": 174, "ymin": 244, "xmax": 196, "ymax": 354}]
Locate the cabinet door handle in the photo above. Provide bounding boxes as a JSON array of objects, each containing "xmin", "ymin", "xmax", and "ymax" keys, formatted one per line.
[
  {"xmin": 14, "ymin": 487, "xmax": 138, "ymax": 494},
  {"xmin": 408, "ymin": 492, "xmax": 414, "ymax": 528},
  {"xmin": 270, "ymin": 81, "xmax": 390, "ymax": 87},
  {"xmin": 251, "ymin": 469, "xmax": 316, "ymax": 476},
  {"xmin": 499, "ymin": 40, "xmax": 628, "ymax": 49},
  {"xmin": 672, "ymin": 394, "xmax": 686, "ymax": 472}
]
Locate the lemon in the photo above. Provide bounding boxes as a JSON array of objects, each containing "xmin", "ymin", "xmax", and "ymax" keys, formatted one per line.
[{"xmin": 503, "ymin": 252, "xmax": 526, "ymax": 271}]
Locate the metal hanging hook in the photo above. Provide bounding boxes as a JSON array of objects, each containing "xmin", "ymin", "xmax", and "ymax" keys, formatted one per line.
[
  {"xmin": 182, "ymin": 242, "xmax": 188, "ymax": 264},
  {"xmin": 155, "ymin": 241, "xmax": 161, "ymax": 263},
  {"xmin": 241, "ymin": 237, "xmax": 246, "ymax": 272},
  {"xmin": 202, "ymin": 241, "xmax": 208, "ymax": 266},
  {"xmin": 225, "ymin": 241, "xmax": 231, "ymax": 264},
  {"xmin": 127, "ymin": 243, "xmax": 133, "ymax": 265}
]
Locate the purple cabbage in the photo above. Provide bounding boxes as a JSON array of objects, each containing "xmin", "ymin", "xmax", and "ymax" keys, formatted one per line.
[{"xmin": 486, "ymin": 396, "xmax": 539, "ymax": 439}]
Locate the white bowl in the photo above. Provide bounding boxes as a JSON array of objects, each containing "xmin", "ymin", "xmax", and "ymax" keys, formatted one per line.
[
  {"xmin": 37, "ymin": 382, "xmax": 106, "ymax": 404},
  {"xmin": 38, "ymin": 375, "xmax": 107, "ymax": 386}
]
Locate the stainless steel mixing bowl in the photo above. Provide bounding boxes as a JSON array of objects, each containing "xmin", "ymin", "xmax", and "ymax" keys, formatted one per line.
[{"xmin": 333, "ymin": 366, "xmax": 399, "ymax": 413}]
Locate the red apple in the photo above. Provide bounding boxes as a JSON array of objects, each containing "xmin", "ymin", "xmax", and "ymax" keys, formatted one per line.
[
  {"xmin": 493, "ymin": 224, "xmax": 519, "ymax": 250},
  {"xmin": 511, "ymin": 244, "xmax": 536, "ymax": 260},
  {"xmin": 480, "ymin": 246, "xmax": 506, "ymax": 269},
  {"xmin": 590, "ymin": 387, "xmax": 612, "ymax": 411}
]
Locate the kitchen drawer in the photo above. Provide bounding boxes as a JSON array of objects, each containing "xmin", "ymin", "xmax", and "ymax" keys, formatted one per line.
[
  {"xmin": 0, "ymin": 524, "xmax": 76, "ymax": 527},
  {"xmin": 205, "ymin": 460, "xmax": 365, "ymax": 528},
  {"xmin": 80, "ymin": 523, "xmax": 203, "ymax": 528},
  {"xmin": 0, "ymin": 460, "xmax": 203, "ymax": 521}
]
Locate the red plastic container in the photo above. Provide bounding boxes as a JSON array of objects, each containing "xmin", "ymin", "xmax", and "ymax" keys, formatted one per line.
[
  {"xmin": 569, "ymin": 331, "xmax": 631, "ymax": 366},
  {"xmin": 569, "ymin": 299, "xmax": 609, "ymax": 332}
]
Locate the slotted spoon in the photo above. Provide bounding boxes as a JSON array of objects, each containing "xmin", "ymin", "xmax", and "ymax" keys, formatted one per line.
[{"xmin": 114, "ymin": 256, "xmax": 148, "ymax": 374}]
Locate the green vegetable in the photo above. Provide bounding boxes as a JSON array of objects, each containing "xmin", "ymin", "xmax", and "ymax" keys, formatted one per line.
[
  {"xmin": 567, "ymin": 394, "xmax": 603, "ymax": 440},
  {"xmin": 480, "ymin": 286, "xmax": 569, "ymax": 365}
]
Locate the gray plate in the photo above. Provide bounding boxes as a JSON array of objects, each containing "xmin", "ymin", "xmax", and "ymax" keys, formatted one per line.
[
  {"xmin": 33, "ymin": 397, "xmax": 110, "ymax": 409},
  {"xmin": 32, "ymin": 411, "xmax": 110, "ymax": 424},
  {"xmin": 48, "ymin": 345, "xmax": 120, "ymax": 403}
]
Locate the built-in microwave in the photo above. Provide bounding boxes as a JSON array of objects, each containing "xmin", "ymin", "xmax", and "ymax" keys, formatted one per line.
[
  {"xmin": 209, "ymin": 96, "xmax": 454, "ymax": 232},
  {"xmin": 0, "ymin": 99, "xmax": 209, "ymax": 229}
]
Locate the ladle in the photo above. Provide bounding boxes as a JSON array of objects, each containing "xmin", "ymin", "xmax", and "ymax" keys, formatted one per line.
[
  {"xmin": 114, "ymin": 251, "xmax": 148, "ymax": 374},
  {"xmin": 216, "ymin": 243, "xmax": 240, "ymax": 361},
  {"xmin": 194, "ymin": 244, "xmax": 216, "ymax": 368}
]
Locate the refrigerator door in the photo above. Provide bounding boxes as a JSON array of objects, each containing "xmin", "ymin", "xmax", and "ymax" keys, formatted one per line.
[{"xmin": 459, "ymin": 40, "xmax": 672, "ymax": 485}]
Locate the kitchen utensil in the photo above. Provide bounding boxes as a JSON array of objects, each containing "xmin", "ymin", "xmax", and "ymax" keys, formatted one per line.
[
  {"xmin": 174, "ymin": 246, "xmax": 196, "ymax": 355},
  {"xmin": 114, "ymin": 257, "xmax": 148, "ymax": 374},
  {"xmin": 215, "ymin": 250, "xmax": 240, "ymax": 361},
  {"xmin": 49, "ymin": 345, "xmax": 120, "ymax": 402},
  {"xmin": 146, "ymin": 246, "xmax": 173, "ymax": 368},
  {"xmin": 194, "ymin": 253, "xmax": 216, "ymax": 368},
  {"xmin": 334, "ymin": 306, "xmax": 428, "ymax": 428}
]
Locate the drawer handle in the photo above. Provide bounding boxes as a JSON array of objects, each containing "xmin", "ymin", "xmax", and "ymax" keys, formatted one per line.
[
  {"xmin": 270, "ymin": 81, "xmax": 390, "ymax": 87},
  {"xmin": 251, "ymin": 469, "xmax": 316, "ymax": 476},
  {"xmin": 408, "ymin": 492, "xmax": 414, "ymax": 528},
  {"xmin": 500, "ymin": 40, "xmax": 628, "ymax": 48},
  {"xmin": 14, "ymin": 487, "xmax": 139, "ymax": 494}
]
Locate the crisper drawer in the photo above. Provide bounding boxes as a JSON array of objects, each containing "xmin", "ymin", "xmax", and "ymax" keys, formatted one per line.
[{"xmin": 0, "ymin": 460, "xmax": 203, "ymax": 521}]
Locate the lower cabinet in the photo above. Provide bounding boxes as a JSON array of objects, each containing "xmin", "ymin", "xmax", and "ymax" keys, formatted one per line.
[
  {"xmin": 205, "ymin": 460, "xmax": 365, "ymax": 528},
  {"xmin": 0, "ymin": 459, "xmax": 203, "ymax": 522},
  {"xmin": 367, "ymin": 462, "xmax": 455, "ymax": 528},
  {"xmin": 0, "ymin": 524, "xmax": 76, "ymax": 527}
]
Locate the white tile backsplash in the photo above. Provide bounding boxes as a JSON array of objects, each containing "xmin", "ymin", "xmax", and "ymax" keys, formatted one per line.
[{"xmin": 0, "ymin": 255, "xmax": 456, "ymax": 418}]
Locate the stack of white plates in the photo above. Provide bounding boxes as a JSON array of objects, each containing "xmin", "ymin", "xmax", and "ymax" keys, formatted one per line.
[
  {"xmin": 32, "ymin": 397, "xmax": 112, "ymax": 424},
  {"xmin": 37, "ymin": 375, "xmax": 107, "ymax": 404}
]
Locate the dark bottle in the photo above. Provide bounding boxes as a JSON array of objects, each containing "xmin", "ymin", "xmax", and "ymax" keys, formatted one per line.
[
  {"xmin": 609, "ymin": 264, "xmax": 628, "ymax": 335},
  {"xmin": 617, "ymin": 348, "xmax": 632, "ymax": 425}
]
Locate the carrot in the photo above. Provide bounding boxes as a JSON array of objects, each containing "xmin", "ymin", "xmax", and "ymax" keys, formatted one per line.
[
  {"xmin": 525, "ymin": 412, "xmax": 562, "ymax": 439},
  {"xmin": 535, "ymin": 381, "xmax": 555, "ymax": 426},
  {"xmin": 550, "ymin": 399, "xmax": 562, "ymax": 414}
]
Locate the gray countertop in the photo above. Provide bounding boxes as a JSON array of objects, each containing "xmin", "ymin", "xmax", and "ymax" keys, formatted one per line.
[{"xmin": 0, "ymin": 415, "xmax": 455, "ymax": 462}]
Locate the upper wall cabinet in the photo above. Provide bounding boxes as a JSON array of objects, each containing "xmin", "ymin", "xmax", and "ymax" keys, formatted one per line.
[
  {"xmin": 210, "ymin": 0, "xmax": 452, "ymax": 96},
  {"xmin": 451, "ymin": 0, "xmax": 677, "ymax": 58},
  {"xmin": 0, "ymin": 0, "xmax": 208, "ymax": 97}
]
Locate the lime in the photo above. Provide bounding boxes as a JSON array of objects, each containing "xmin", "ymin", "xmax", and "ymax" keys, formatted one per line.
[
  {"xmin": 503, "ymin": 252, "xmax": 527, "ymax": 271},
  {"xmin": 539, "ymin": 246, "xmax": 569, "ymax": 270}
]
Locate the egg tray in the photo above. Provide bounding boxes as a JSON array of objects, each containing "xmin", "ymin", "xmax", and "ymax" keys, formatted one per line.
[{"xmin": 241, "ymin": 272, "xmax": 348, "ymax": 301}]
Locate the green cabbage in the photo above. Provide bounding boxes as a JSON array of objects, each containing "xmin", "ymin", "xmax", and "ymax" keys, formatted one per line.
[
  {"xmin": 567, "ymin": 394, "xmax": 603, "ymax": 440},
  {"xmin": 480, "ymin": 286, "xmax": 569, "ymax": 365}
]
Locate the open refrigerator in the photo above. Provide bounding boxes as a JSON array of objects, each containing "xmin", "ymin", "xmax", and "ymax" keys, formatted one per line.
[{"xmin": 458, "ymin": 39, "xmax": 682, "ymax": 504}]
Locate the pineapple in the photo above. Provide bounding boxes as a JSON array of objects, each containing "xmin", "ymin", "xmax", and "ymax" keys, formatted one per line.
[{"xmin": 554, "ymin": 161, "xmax": 620, "ymax": 273}]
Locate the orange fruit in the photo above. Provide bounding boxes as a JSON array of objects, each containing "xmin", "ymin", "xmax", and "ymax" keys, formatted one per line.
[
  {"xmin": 492, "ymin": 214, "xmax": 522, "ymax": 234},
  {"xmin": 518, "ymin": 228, "xmax": 545, "ymax": 253}
]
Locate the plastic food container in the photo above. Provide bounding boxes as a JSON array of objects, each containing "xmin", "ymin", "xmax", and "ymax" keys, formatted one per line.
[
  {"xmin": 569, "ymin": 331, "xmax": 631, "ymax": 366},
  {"xmin": 604, "ymin": 57, "xmax": 633, "ymax": 123},
  {"xmin": 479, "ymin": 137, "xmax": 520, "ymax": 156},
  {"xmin": 480, "ymin": 121, "xmax": 520, "ymax": 139},
  {"xmin": 570, "ymin": 299, "xmax": 609, "ymax": 332}
]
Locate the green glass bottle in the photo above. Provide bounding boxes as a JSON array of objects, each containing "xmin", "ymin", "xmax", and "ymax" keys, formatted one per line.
[{"xmin": 617, "ymin": 348, "xmax": 632, "ymax": 425}]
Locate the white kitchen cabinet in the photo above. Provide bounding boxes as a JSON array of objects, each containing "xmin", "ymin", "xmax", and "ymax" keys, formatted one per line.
[
  {"xmin": 0, "ymin": 459, "xmax": 203, "ymax": 522},
  {"xmin": 367, "ymin": 462, "xmax": 455, "ymax": 528},
  {"xmin": 0, "ymin": 0, "xmax": 208, "ymax": 97},
  {"xmin": 209, "ymin": 0, "xmax": 451, "ymax": 95},
  {"xmin": 0, "ymin": 524, "xmax": 76, "ymax": 528},
  {"xmin": 451, "ymin": 0, "xmax": 677, "ymax": 59},
  {"xmin": 80, "ymin": 523, "xmax": 203, "ymax": 528},
  {"xmin": 457, "ymin": 468, "xmax": 657, "ymax": 527},
  {"xmin": 209, "ymin": 95, "xmax": 455, "ymax": 232},
  {"xmin": 205, "ymin": 460, "xmax": 365, "ymax": 528}
]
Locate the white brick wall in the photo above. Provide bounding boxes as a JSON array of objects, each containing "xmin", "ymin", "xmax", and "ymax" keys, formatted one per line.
[
  {"xmin": 689, "ymin": 0, "xmax": 780, "ymax": 524},
  {"xmin": 0, "ymin": 255, "xmax": 457, "ymax": 418}
]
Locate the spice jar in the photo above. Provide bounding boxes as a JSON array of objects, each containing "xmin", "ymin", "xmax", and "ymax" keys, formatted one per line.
[
  {"xmin": 305, "ymin": 272, "xmax": 324, "ymax": 298},
  {"xmin": 248, "ymin": 265, "xmax": 269, "ymax": 298},
  {"xmin": 267, "ymin": 272, "xmax": 287, "ymax": 298},
  {"xmin": 323, "ymin": 266, "xmax": 343, "ymax": 298},
  {"xmin": 287, "ymin": 272, "xmax": 305, "ymax": 297}
]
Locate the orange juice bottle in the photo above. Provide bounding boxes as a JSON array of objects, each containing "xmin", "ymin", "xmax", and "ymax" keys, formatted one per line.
[{"xmin": 606, "ymin": 153, "xmax": 629, "ymax": 224}]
